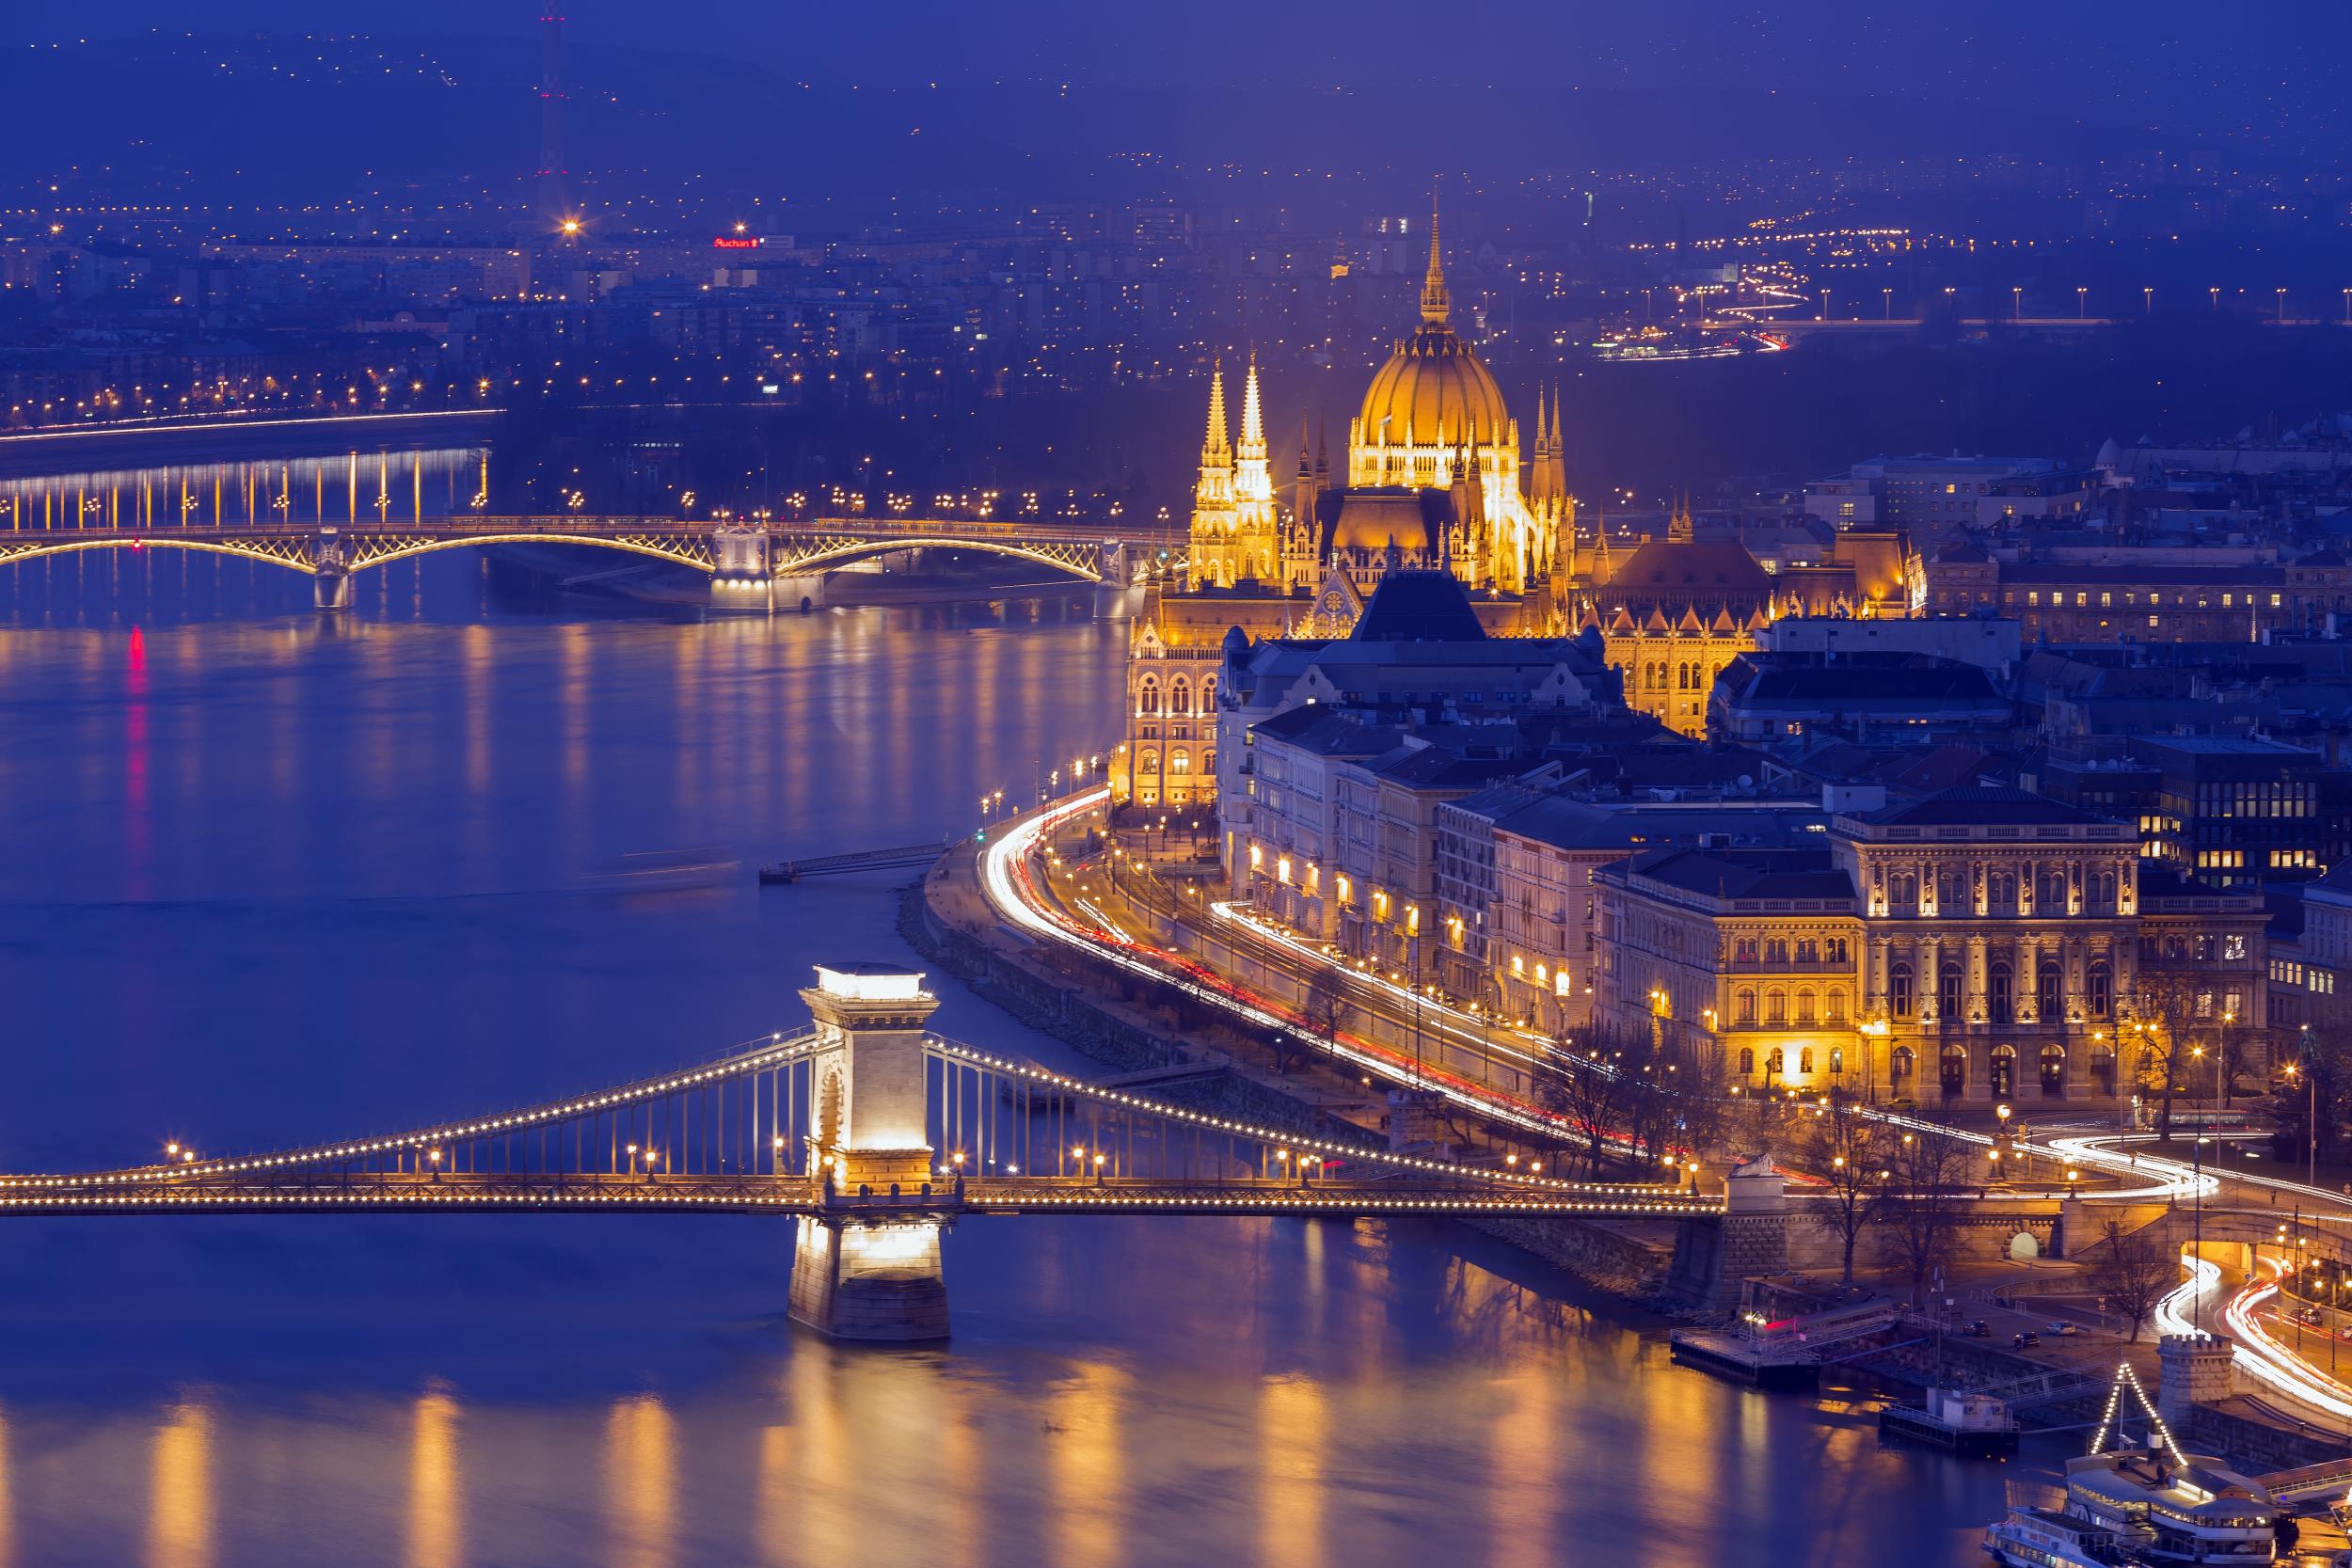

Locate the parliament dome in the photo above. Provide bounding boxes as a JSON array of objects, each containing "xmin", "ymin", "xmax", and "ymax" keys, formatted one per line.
[
  {"xmin": 1358, "ymin": 329, "xmax": 1512, "ymax": 447},
  {"xmin": 1356, "ymin": 210, "xmax": 1511, "ymax": 447}
]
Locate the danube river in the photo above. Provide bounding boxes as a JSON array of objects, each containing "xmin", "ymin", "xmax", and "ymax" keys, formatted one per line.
[{"xmin": 0, "ymin": 546, "xmax": 2031, "ymax": 1566}]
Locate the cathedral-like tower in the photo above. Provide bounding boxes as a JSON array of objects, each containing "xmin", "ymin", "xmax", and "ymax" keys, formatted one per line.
[
  {"xmin": 1232, "ymin": 356, "xmax": 1278, "ymax": 582},
  {"xmin": 1187, "ymin": 363, "xmax": 1236, "ymax": 588},
  {"xmin": 1187, "ymin": 357, "xmax": 1281, "ymax": 588}
]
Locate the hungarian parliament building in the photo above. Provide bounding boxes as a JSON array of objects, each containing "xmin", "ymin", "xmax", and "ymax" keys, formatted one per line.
[{"xmin": 1119, "ymin": 211, "xmax": 1916, "ymax": 812}]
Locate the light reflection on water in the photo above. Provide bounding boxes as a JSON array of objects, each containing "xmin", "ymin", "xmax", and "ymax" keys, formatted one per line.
[{"xmin": 0, "ymin": 548, "xmax": 2025, "ymax": 1565}]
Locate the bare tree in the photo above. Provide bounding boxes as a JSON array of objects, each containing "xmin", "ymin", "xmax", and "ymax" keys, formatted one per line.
[
  {"xmin": 1540, "ymin": 1030, "xmax": 1632, "ymax": 1179},
  {"xmin": 1803, "ymin": 1095, "xmax": 1889, "ymax": 1288},
  {"xmin": 2086, "ymin": 1218, "xmax": 2176, "ymax": 1342},
  {"xmin": 1302, "ymin": 969, "xmax": 1353, "ymax": 1051},
  {"xmin": 1884, "ymin": 1117, "xmax": 1972, "ymax": 1308},
  {"xmin": 2130, "ymin": 971, "xmax": 2220, "ymax": 1142}
]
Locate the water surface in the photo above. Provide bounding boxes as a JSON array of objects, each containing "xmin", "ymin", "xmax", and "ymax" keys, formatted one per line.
[{"xmin": 0, "ymin": 546, "xmax": 2028, "ymax": 1565}]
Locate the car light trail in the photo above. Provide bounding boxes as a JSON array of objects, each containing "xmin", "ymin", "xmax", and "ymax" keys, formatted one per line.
[
  {"xmin": 979, "ymin": 799, "xmax": 1610, "ymax": 1145},
  {"xmin": 2219, "ymin": 1258, "xmax": 2352, "ymax": 1425}
]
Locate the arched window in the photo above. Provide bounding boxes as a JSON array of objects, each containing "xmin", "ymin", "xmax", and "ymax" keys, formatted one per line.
[
  {"xmin": 1938, "ymin": 963, "xmax": 1963, "ymax": 1021},
  {"xmin": 2037, "ymin": 961, "xmax": 2062, "ymax": 1022},
  {"xmin": 2091, "ymin": 1041, "xmax": 2117, "ymax": 1095},
  {"xmin": 1826, "ymin": 990, "xmax": 1847, "ymax": 1022},
  {"xmin": 1765, "ymin": 988, "xmax": 1787, "ymax": 1024},
  {"xmin": 1139, "ymin": 679, "xmax": 1162, "ymax": 716},
  {"xmin": 1766, "ymin": 1047, "xmax": 1786, "ymax": 1078},
  {"xmin": 1169, "ymin": 750, "xmax": 1190, "ymax": 775},
  {"xmin": 1988, "ymin": 962, "xmax": 2012, "ymax": 1025},
  {"xmin": 1826, "ymin": 936, "xmax": 1849, "ymax": 963},
  {"xmin": 1203, "ymin": 749, "xmax": 1216, "ymax": 776},
  {"xmin": 1735, "ymin": 937, "xmax": 1759, "ymax": 963},
  {"xmin": 1892, "ymin": 1045, "xmax": 1915, "ymax": 1084},
  {"xmin": 1799, "ymin": 1046, "xmax": 1815, "ymax": 1075},
  {"xmin": 1939, "ymin": 1044, "xmax": 1967, "ymax": 1097},
  {"xmin": 1168, "ymin": 679, "xmax": 1191, "ymax": 716},
  {"xmin": 1735, "ymin": 988, "xmax": 1756, "ymax": 1024},
  {"xmin": 1890, "ymin": 962, "xmax": 1915, "ymax": 1019},
  {"xmin": 1739, "ymin": 1047, "xmax": 1756, "ymax": 1075},
  {"xmin": 2039, "ymin": 1044, "xmax": 2067, "ymax": 1096},
  {"xmin": 1138, "ymin": 749, "xmax": 1159, "ymax": 776},
  {"xmin": 1795, "ymin": 938, "xmax": 1820, "ymax": 963},
  {"xmin": 1828, "ymin": 1046, "xmax": 1845, "ymax": 1076},
  {"xmin": 1795, "ymin": 989, "xmax": 1817, "ymax": 1024},
  {"xmin": 1890, "ymin": 872, "xmax": 1918, "ymax": 914},
  {"xmin": 1991, "ymin": 1043, "xmax": 2017, "ymax": 1098},
  {"xmin": 2088, "ymin": 962, "xmax": 2111, "ymax": 1019},
  {"xmin": 1200, "ymin": 676, "xmax": 1217, "ymax": 713},
  {"xmin": 1765, "ymin": 938, "xmax": 1789, "ymax": 964}
]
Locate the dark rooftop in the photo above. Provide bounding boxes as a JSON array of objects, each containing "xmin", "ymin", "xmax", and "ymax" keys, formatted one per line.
[{"xmin": 1349, "ymin": 570, "xmax": 1489, "ymax": 643}]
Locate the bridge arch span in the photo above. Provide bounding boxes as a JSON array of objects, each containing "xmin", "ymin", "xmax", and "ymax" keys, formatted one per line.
[
  {"xmin": 777, "ymin": 535, "xmax": 1107, "ymax": 584},
  {"xmin": 350, "ymin": 531, "xmax": 713, "ymax": 574},
  {"xmin": 0, "ymin": 536, "xmax": 319, "ymax": 576}
]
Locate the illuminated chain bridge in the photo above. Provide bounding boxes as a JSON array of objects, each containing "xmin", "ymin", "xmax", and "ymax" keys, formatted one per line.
[
  {"xmin": 0, "ymin": 965, "xmax": 1717, "ymax": 1340},
  {"xmin": 0, "ymin": 513, "xmax": 1168, "ymax": 609}
]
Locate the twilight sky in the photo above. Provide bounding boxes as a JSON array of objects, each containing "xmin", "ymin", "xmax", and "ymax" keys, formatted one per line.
[{"xmin": 7, "ymin": 2, "xmax": 2347, "ymax": 112}]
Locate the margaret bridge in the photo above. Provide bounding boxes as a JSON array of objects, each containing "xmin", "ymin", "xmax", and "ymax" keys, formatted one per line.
[
  {"xmin": 2, "ymin": 964, "xmax": 1717, "ymax": 1340},
  {"xmin": 0, "ymin": 514, "xmax": 1181, "ymax": 610}
]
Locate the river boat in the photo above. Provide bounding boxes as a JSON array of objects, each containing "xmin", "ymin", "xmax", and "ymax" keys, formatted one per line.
[
  {"xmin": 1982, "ymin": 1506, "xmax": 2122, "ymax": 1567},
  {"xmin": 2060, "ymin": 1450, "xmax": 2287, "ymax": 1566}
]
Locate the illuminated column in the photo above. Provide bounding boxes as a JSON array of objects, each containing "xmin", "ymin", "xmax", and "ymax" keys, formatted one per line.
[{"xmin": 788, "ymin": 964, "xmax": 950, "ymax": 1342}]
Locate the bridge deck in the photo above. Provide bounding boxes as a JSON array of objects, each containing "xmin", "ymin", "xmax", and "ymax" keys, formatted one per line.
[{"xmin": 0, "ymin": 1171, "xmax": 1723, "ymax": 1220}]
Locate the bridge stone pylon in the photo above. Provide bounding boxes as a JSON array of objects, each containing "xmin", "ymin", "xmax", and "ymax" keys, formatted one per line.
[
  {"xmin": 313, "ymin": 528, "xmax": 353, "ymax": 610},
  {"xmin": 789, "ymin": 963, "xmax": 952, "ymax": 1341}
]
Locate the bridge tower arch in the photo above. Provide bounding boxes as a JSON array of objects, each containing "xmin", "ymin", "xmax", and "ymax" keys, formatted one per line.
[{"xmin": 789, "ymin": 964, "xmax": 951, "ymax": 1341}]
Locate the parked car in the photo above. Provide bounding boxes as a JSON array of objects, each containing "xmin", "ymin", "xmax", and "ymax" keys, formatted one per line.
[
  {"xmin": 1963, "ymin": 1320, "xmax": 1991, "ymax": 1338},
  {"xmin": 2012, "ymin": 1330, "xmax": 2040, "ymax": 1349},
  {"xmin": 2046, "ymin": 1321, "xmax": 2079, "ymax": 1337}
]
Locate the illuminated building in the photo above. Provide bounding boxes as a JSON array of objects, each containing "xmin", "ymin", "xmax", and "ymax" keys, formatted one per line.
[
  {"xmin": 1122, "ymin": 202, "xmax": 1571, "ymax": 810},
  {"xmin": 1592, "ymin": 786, "xmax": 2270, "ymax": 1105}
]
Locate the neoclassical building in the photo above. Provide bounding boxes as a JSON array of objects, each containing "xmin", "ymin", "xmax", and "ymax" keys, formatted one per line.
[{"xmin": 1592, "ymin": 787, "xmax": 2271, "ymax": 1105}]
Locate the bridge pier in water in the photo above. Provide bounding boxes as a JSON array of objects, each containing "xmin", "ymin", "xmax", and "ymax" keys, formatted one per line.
[
  {"xmin": 313, "ymin": 569, "xmax": 353, "ymax": 610},
  {"xmin": 788, "ymin": 963, "xmax": 952, "ymax": 1341}
]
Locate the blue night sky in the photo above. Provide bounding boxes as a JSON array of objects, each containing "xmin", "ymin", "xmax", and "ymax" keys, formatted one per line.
[{"xmin": 6, "ymin": 1, "xmax": 2346, "ymax": 112}]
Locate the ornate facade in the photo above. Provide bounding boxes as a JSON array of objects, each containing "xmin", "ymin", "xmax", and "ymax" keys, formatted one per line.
[{"xmin": 1592, "ymin": 787, "xmax": 2273, "ymax": 1106}]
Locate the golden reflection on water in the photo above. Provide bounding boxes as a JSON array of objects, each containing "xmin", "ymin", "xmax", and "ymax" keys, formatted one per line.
[
  {"xmin": 602, "ymin": 1394, "xmax": 675, "ymax": 1568},
  {"xmin": 147, "ymin": 1400, "xmax": 214, "ymax": 1568},
  {"xmin": 1047, "ymin": 1361, "xmax": 1124, "ymax": 1568},
  {"xmin": 1259, "ymin": 1375, "xmax": 1326, "ymax": 1568},
  {"xmin": 1486, "ymin": 1370, "xmax": 1556, "ymax": 1566},
  {"xmin": 406, "ymin": 1388, "xmax": 463, "ymax": 1568}
]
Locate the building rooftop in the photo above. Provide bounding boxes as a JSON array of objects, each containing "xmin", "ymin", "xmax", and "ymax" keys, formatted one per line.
[
  {"xmin": 1348, "ymin": 569, "xmax": 1489, "ymax": 642},
  {"xmin": 1854, "ymin": 785, "xmax": 2116, "ymax": 829},
  {"xmin": 1613, "ymin": 846, "xmax": 1854, "ymax": 903}
]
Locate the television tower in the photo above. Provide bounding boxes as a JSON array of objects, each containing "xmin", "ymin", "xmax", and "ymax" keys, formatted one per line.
[{"xmin": 536, "ymin": 7, "xmax": 570, "ymax": 230}]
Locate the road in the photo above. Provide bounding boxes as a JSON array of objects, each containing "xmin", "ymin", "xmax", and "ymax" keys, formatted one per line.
[{"xmin": 985, "ymin": 792, "xmax": 2352, "ymax": 1433}]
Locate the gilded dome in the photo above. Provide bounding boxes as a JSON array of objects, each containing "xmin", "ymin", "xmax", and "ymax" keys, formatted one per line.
[
  {"xmin": 1356, "ymin": 210, "xmax": 1510, "ymax": 446},
  {"xmin": 1358, "ymin": 326, "xmax": 1512, "ymax": 447}
]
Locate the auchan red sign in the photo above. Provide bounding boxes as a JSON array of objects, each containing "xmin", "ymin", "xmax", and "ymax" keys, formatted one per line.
[{"xmin": 713, "ymin": 236, "xmax": 762, "ymax": 250}]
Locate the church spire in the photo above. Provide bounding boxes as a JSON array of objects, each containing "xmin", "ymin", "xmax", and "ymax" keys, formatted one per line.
[
  {"xmin": 1240, "ymin": 352, "xmax": 1264, "ymax": 451},
  {"xmin": 1419, "ymin": 191, "xmax": 1451, "ymax": 325},
  {"xmin": 1202, "ymin": 361, "xmax": 1230, "ymax": 460}
]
